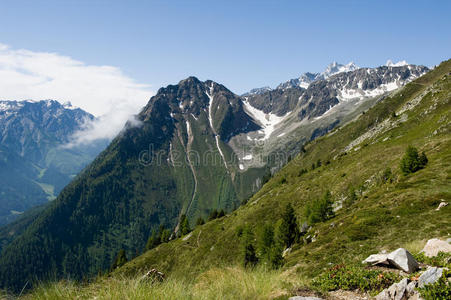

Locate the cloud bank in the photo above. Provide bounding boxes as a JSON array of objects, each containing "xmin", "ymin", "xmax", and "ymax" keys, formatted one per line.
[{"xmin": 0, "ymin": 43, "xmax": 153, "ymax": 145}]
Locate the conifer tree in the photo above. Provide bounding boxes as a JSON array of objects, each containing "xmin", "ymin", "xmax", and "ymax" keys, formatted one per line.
[
  {"xmin": 179, "ymin": 214, "xmax": 191, "ymax": 236},
  {"xmin": 195, "ymin": 217, "xmax": 205, "ymax": 226},
  {"xmin": 257, "ymin": 223, "xmax": 274, "ymax": 263},
  {"xmin": 145, "ymin": 230, "xmax": 160, "ymax": 250},
  {"xmin": 208, "ymin": 209, "xmax": 218, "ymax": 221},
  {"xmin": 275, "ymin": 203, "xmax": 299, "ymax": 248},
  {"xmin": 110, "ymin": 249, "xmax": 127, "ymax": 270},
  {"xmin": 241, "ymin": 226, "xmax": 258, "ymax": 268},
  {"xmin": 305, "ymin": 190, "xmax": 334, "ymax": 224}
]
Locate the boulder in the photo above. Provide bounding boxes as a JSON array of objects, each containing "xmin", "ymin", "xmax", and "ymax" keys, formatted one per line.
[
  {"xmin": 387, "ymin": 248, "xmax": 419, "ymax": 273},
  {"xmin": 421, "ymin": 238, "xmax": 451, "ymax": 257},
  {"xmin": 435, "ymin": 201, "xmax": 448, "ymax": 211},
  {"xmin": 376, "ymin": 278, "xmax": 422, "ymax": 300},
  {"xmin": 418, "ymin": 267, "xmax": 444, "ymax": 288},
  {"xmin": 376, "ymin": 278, "xmax": 409, "ymax": 300},
  {"xmin": 140, "ymin": 268, "xmax": 165, "ymax": 282},
  {"xmin": 362, "ymin": 253, "xmax": 389, "ymax": 266},
  {"xmin": 406, "ymin": 281, "xmax": 417, "ymax": 295},
  {"xmin": 182, "ymin": 232, "xmax": 193, "ymax": 241}
]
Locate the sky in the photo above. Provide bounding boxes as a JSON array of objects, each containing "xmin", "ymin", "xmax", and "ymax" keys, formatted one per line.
[{"xmin": 0, "ymin": 0, "xmax": 450, "ymax": 143}]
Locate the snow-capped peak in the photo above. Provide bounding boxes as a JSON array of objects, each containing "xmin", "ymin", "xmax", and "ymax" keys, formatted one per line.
[
  {"xmin": 322, "ymin": 61, "xmax": 359, "ymax": 78},
  {"xmin": 276, "ymin": 62, "xmax": 360, "ymax": 91},
  {"xmin": 386, "ymin": 60, "xmax": 409, "ymax": 67},
  {"xmin": 242, "ymin": 86, "xmax": 272, "ymax": 96}
]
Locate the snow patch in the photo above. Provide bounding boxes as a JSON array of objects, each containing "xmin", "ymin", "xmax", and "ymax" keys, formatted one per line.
[
  {"xmin": 338, "ymin": 81, "xmax": 401, "ymax": 101},
  {"xmin": 239, "ymin": 164, "xmax": 244, "ymax": 170},
  {"xmin": 243, "ymin": 154, "xmax": 253, "ymax": 160},
  {"xmin": 206, "ymin": 83, "xmax": 228, "ymax": 170},
  {"xmin": 386, "ymin": 60, "xmax": 408, "ymax": 67},
  {"xmin": 243, "ymin": 101, "xmax": 289, "ymax": 140}
]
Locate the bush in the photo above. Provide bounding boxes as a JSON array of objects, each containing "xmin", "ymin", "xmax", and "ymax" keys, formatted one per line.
[
  {"xmin": 400, "ymin": 146, "xmax": 428, "ymax": 175},
  {"xmin": 344, "ymin": 186, "xmax": 357, "ymax": 207},
  {"xmin": 380, "ymin": 167, "xmax": 393, "ymax": 184},
  {"xmin": 312, "ymin": 264, "xmax": 400, "ymax": 293},
  {"xmin": 413, "ymin": 251, "xmax": 451, "ymax": 268},
  {"xmin": 305, "ymin": 191, "xmax": 335, "ymax": 224}
]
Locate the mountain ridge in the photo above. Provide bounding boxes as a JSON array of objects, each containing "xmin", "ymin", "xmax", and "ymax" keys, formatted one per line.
[
  {"xmin": 0, "ymin": 99, "xmax": 106, "ymax": 224},
  {"xmin": 0, "ymin": 61, "xmax": 433, "ymax": 292}
]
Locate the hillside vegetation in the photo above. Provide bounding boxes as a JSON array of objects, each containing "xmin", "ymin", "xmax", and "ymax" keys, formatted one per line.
[{"xmin": 15, "ymin": 59, "xmax": 451, "ymax": 299}]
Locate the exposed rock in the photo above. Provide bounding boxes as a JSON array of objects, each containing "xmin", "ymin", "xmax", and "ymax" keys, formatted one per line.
[
  {"xmin": 140, "ymin": 268, "xmax": 165, "ymax": 282},
  {"xmin": 375, "ymin": 277, "xmax": 423, "ymax": 300},
  {"xmin": 406, "ymin": 281, "xmax": 417, "ymax": 295},
  {"xmin": 362, "ymin": 253, "xmax": 390, "ymax": 266},
  {"xmin": 418, "ymin": 267, "xmax": 444, "ymax": 288},
  {"xmin": 182, "ymin": 232, "xmax": 193, "ymax": 241},
  {"xmin": 289, "ymin": 297, "xmax": 324, "ymax": 300},
  {"xmin": 387, "ymin": 248, "xmax": 419, "ymax": 273},
  {"xmin": 376, "ymin": 278, "xmax": 408, "ymax": 300},
  {"xmin": 364, "ymin": 248, "xmax": 419, "ymax": 273},
  {"xmin": 421, "ymin": 238, "xmax": 451, "ymax": 257},
  {"xmin": 435, "ymin": 201, "xmax": 448, "ymax": 211},
  {"xmin": 282, "ymin": 247, "xmax": 292, "ymax": 258}
]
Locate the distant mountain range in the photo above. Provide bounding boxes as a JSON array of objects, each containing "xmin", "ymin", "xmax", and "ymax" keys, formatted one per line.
[
  {"xmin": 243, "ymin": 62, "xmax": 360, "ymax": 95},
  {"xmin": 0, "ymin": 100, "xmax": 107, "ymax": 224},
  {"xmin": 0, "ymin": 61, "xmax": 429, "ymax": 291}
]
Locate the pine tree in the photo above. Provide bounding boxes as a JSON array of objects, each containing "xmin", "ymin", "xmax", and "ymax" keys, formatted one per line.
[
  {"xmin": 208, "ymin": 209, "xmax": 218, "ymax": 221},
  {"xmin": 275, "ymin": 203, "xmax": 299, "ymax": 248},
  {"xmin": 305, "ymin": 190, "xmax": 335, "ymax": 224},
  {"xmin": 160, "ymin": 229, "xmax": 171, "ymax": 243},
  {"xmin": 179, "ymin": 214, "xmax": 191, "ymax": 236},
  {"xmin": 110, "ymin": 249, "xmax": 127, "ymax": 270},
  {"xmin": 195, "ymin": 217, "xmax": 205, "ymax": 226},
  {"xmin": 269, "ymin": 242, "xmax": 284, "ymax": 269},
  {"xmin": 145, "ymin": 230, "xmax": 160, "ymax": 250},
  {"xmin": 257, "ymin": 223, "xmax": 274, "ymax": 263},
  {"xmin": 241, "ymin": 226, "xmax": 258, "ymax": 268}
]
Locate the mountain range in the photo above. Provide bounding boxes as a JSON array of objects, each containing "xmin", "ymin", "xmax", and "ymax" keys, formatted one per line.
[
  {"xmin": 0, "ymin": 61, "xmax": 431, "ymax": 291},
  {"xmin": 0, "ymin": 100, "xmax": 106, "ymax": 224}
]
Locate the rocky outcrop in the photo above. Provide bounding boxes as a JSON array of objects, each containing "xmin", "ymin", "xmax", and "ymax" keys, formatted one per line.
[
  {"xmin": 387, "ymin": 248, "xmax": 419, "ymax": 273},
  {"xmin": 363, "ymin": 248, "xmax": 419, "ymax": 273},
  {"xmin": 140, "ymin": 269, "xmax": 165, "ymax": 282},
  {"xmin": 421, "ymin": 238, "xmax": 451, "ymax": 257},
  {"xmin": 418, "ymin": 267, "xmax": 445, "ymax": 288}
]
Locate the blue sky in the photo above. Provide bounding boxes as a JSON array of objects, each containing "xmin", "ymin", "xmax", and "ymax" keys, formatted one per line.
[{"xmin": 1, "ymin": 0, "xmax": 450, "ymax": 95}]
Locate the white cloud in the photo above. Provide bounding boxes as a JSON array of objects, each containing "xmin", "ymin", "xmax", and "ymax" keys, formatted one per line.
[{"xmin": 0, "ymin": 43, "xmax": 153, "ymax": 145}]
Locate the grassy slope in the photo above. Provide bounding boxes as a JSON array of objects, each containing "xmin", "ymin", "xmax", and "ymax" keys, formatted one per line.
[
  {"xmin": 116, "ymin": 59, "xmax": 451, "ymax": 280},
  {"xmin": 19, "ymin": 59, "xmax": 451, "ymax": 298}
]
